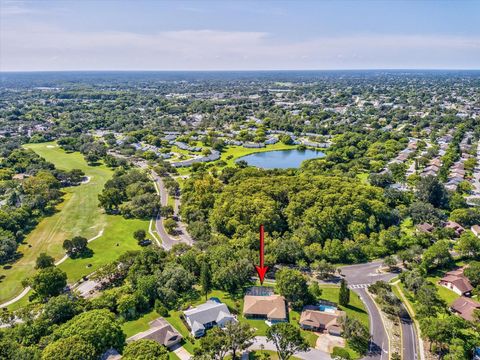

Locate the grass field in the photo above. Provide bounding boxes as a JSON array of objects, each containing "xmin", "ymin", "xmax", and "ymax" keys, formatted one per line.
[{"xmin": 1, "ymin": 142, "xmax": 148, "ymax": 305}]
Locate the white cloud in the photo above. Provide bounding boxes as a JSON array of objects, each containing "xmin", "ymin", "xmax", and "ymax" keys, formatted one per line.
[
  {"xmin": 1, "ymin": 20, "xmax": 479, "ymax": 70},
  {"xmin": 0, "ymin": 0, "xmax": 39, "ymax": 15}
]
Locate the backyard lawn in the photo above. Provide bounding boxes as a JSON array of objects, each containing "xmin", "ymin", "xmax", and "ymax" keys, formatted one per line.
[
  {"xmin": 426, "ymin": 275, "xmax": 461, "ymax": 305},
  {"xmin": 1, "ymin": 142, "xmax": 148, "ymax": 305},
  {"xmin": 318, "ymin": 285, "xmax": 370, "ymax": 328}
]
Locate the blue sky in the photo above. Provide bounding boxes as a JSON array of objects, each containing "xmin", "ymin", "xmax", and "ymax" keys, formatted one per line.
[{"xmin": 1, "ymin": 0, "xmax": 479, "ymax": 71}]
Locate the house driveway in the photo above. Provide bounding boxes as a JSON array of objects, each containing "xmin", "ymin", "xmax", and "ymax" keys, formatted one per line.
[
  {"xmin": 316, "ymin": 334, "xmax": 345, "ymax": 353},
  {"xmin": 248, "ymin": 336, "xmax": 331, "ymax": 360},
  {"xmin": 171, "ymin": 344, "xmax": 192, "ymax": 360}
]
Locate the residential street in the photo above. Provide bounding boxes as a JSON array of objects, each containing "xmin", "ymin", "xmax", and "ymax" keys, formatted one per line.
[
  {"xmin": 340, "ymin": 261, "xmax": 417, "ymax": 360},
  {"xmin": 355, "ymin": 288, "xmax": 389, "ymax": 360},
  {"xmin": 151, "ymin": 171, "xmax": 193, "ymax": 250},
  {"xmin": 399, "ymin": 303, "xmax": 418, "ymax": 360}
]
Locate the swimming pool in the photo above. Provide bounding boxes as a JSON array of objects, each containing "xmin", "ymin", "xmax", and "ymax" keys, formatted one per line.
[{"xmin": 319, "ymin": 305, "xmax": 337, "ymax": 313}]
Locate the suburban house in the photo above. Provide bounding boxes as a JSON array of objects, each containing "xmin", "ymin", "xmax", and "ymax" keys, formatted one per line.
[
  {"xmin": 444, "ymin": 221, "xmax": 465, "ymax": 237},
  {"xmin": 127, "ymin": 317, "xmax": 182, "ymax": 348},
  {"xmin": 439, "ymin": 268, "xmax": 473, "ymax": 296},
  {"xmin": 450, "ymin": 297, "xmax": 480, "ymax": 322},
  {"xmin": 417, "ymin": 223, "xmax": 434, "ymax": 233},
  {"xmin": 243, "ymin": 142, "xmax": 265, "ymax": 148},
  {"xmin": 12, "ymin": 173, "xmax": 29, "ymax": 181},
  {"xmin": 471, "ymin": 225, "xmax": 480, "ymax": 237},
  {"xmin": 243, "ymin": 294, "xmax": 288, "ymax": 323},
  {"xmin": 183, "ymin": 300, "xmax": 235, "ymax": 337},
  {"xmin": 299, "ymin": 305, "xmax": 346, "ymax": 336}
]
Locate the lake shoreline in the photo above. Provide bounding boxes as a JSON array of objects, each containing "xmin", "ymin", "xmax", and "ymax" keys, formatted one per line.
[{"xmin": 236, "ymin": 148, "xmax": 326, "ymax": 169}]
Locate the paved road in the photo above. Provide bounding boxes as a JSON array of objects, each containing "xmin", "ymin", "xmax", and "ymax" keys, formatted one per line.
[
  {"xmin": 340, "ymin": 261, "xmax": 397, "ymax": 286},
  {"xmin": 151, "ymin": 172, "xmax": 193, "ymax": 250},
  {"xmin": 340, "ymin": 261, "xmax": 416, "ymax": 360},
  {"xmin": 355, "ymin": 288, "xmax": 389, "ymax": 360},
  {"xmin": 399, "ymin": 303, "xmax": 418, "ymax": 360}
]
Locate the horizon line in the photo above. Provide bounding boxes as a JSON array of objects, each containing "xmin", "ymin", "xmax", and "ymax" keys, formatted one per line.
[{"xmin": 1, "ymin": 68, "xmax": 480, "ymax": 73}]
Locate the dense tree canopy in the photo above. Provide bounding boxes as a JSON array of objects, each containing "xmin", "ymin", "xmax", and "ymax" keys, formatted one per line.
[{"xmin": 53, "ymin": 309, "xmax": 125, "ymax": 357}]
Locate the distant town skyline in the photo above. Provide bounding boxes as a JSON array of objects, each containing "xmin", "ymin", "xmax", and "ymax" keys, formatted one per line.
[{"xmin": 1, "ymin": 0, "xmax": 479, "ymax": 71}]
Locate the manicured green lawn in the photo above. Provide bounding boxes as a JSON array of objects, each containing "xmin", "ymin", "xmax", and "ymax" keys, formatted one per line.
[
  {"xmin": 318, "ymin": 286, "xmax": 369, "ymax": 328},
  {"xmin": 59, "ymin": 215, "xmax": 148, "ymax": 282},
  {"xmin": 1, "ymin": 142, "xmax": 148, "ymax": 304},
  {"xmin": 426, "ymin": 275, "xmax": 460, "ymax": 305},
  {"xmin": 122, "ymin": 310, "xmax": 163, "ymax": 338},
  {"xmin": 169, "ymin": 352, "xmax": 181, "ymax": 360}
]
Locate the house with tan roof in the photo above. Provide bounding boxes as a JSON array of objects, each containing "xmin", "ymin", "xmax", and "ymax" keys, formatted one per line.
[
  {"xmin": 127, "ymin": 317, "xmax": 182, "ymax": 348},
  {"xmin": 299, "ymin": 305, "xmax": 346, "ymax": 336},
  {"xmin": 450, "ymin": 297, "xmax": 480, "ymax": 322},
  {"xmin": 243, "ymin": 295, "xmax": 287, "ymax": 323},
  {"xmin": 416, "ymin": 223, "xmax": 434, "ymax": 234},
  {"xmin": 444, "ymin": 221, "xmax": 465, "ymax": 237},
  {"xmin": 439, "ymin": 268, "xmax": 473, "ymax": 296}
]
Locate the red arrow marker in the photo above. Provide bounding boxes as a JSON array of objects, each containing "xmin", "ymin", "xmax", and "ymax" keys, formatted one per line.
[{"xmin": 255, "ymin": 224, "xmax": 269, "ymax": 285}]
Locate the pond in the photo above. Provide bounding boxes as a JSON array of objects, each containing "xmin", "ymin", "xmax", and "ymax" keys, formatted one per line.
[{"xmin": 236, "ymin": 149, "xmax": 325, "ymax": 169}]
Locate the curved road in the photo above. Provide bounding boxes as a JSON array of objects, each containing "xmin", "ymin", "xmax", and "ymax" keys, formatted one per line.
[
  {"xmin": 340, "ymin": 261, "xmax": 417, "ymax": 360},
  {"xmin": 399, "ymin": 303, "xmax": 418, "ymax": 360},
  {"xmin": 151, "ymin": 171, "xmax": 193, "ymax": 250}
]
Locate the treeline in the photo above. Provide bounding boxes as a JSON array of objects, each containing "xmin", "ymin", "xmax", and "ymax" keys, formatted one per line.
[
  {"xmin": 0, "ymin": 149, "xmax": 85, "ymax": 263},
  {"xmin": 181, "ymin": 168, "xmax": 417, "ymax": 264},
  {"xmin": 438, "ymin": 125, "xmax": 467, "ymax": 181},
  {"xmin": 302, "ymin": 130, "xmax": 407, "ymax": 176},
  {"xmin": 58, "ymin": 135, "xmax": 107, "ymax": 165}
]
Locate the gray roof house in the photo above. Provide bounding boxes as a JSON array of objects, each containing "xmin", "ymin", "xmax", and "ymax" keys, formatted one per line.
[
  {"xmin": 183, "ymin": 300, "xmax": 235, "ymax": 337},
  {"xmin": 127, "ymin": 317, "xmax": 182, "ymax": 348}
]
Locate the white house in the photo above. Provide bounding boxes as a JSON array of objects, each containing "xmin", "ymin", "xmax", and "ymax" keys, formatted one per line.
[
  {"xmin": 439, "ymin": 268, "xmax": 473, "ymax": 296},
  {"xmin": 183, "ymin": 300, "xmax": 235, "ymax": 337}
]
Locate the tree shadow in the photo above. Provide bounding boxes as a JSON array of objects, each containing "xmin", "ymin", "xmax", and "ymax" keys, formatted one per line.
[
  {"xmin": 368, "ymin": 341, "xmax": 383, "ymax": 355},
  {"xmin": 344, "ymin": 303, "xmax": 368, "ymax": 315},
  {"xmin": 1, "ymin": 251, "xmax": 24, "ymax": 267},
  {"xmin": 70, "ymin": 248, "xmax": 94, "ymax": 259}
]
